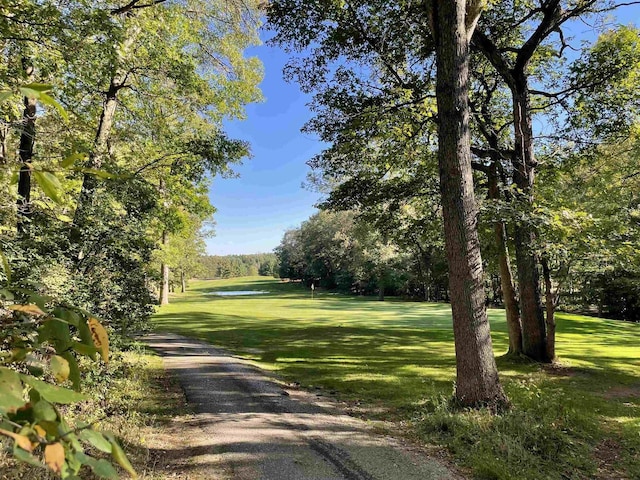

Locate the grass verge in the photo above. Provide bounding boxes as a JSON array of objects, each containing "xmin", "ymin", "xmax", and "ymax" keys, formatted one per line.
[{"xmin": 153, "ymin": 276, "xmax": 640, "ymax": 480}]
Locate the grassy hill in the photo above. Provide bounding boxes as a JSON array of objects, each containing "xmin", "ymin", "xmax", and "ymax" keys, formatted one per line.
[{"xmin": 153, "ymin": 276, "xmax": 640, "ymax": 480}]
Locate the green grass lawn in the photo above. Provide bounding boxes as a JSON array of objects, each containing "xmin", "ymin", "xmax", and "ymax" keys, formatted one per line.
[{"xmin": 153, "ymin": 276, "xmax": 640, "ymax": 480}]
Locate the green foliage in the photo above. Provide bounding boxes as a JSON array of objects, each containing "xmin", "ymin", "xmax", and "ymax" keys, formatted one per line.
[
  {"xmin": 535, "ymin": 132, "xmax": 640, "ymax": 320},
  {"xmin": 1, "ymin": 0, "xmax": 264, "ymax": 475},
  {"xmin": 199, "ymin": 253, "xmax": 278, "ymax": 279},
  {"xmin": 570, "ymin": 26, "xmax": 640, "ymax": 140},
  {"xmin": 0, "ymin": 281, "xmax": 137, "ymax": 478},
  {"xmin": 275, "ymin": 210, "xmax": 447, "ymax": 299}
]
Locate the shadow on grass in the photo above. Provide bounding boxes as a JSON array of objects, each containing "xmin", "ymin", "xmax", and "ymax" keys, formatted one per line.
[
  {"xmin": 153, "ymin": 310, "xmax": 457, "ymax": 402},
  {"xmin": 154, "ymin": 277, "xmax": 640, "ymax": 479}
]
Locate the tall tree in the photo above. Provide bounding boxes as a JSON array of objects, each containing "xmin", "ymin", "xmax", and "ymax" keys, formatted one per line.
[
  {"xmin": 269, "ymin": 0, "xmax": 506, "ymax": 405},
  {"xmin": 470, "ymin": 0, "xmax": 639, "ymax": 361},
  {"xmin": 429, "ymin": 0, "xmax": 506, "ymax": 405}
]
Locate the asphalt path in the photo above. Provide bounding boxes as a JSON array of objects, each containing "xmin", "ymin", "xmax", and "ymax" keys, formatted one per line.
[{"xmin": 145, "ymin": 332, "xmax": 461, "ymax": 480}]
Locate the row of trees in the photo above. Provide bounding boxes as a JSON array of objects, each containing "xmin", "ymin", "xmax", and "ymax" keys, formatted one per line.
[
  {"xmin": 198, "ymin": 253, "xmax": 278, "ymax": 279},
  {"xmin": 267, "ymin": 0, "xmax": 640, "ymax": 405},
  {"xmin": 276, "ymin": 210, "xmax": 449, "ymax": 300},
  {"xmin": 277, "ymin": 194, "xmax": 640, "ymax": 314},
  {"xmin": 1, "ymin": 0, "xmax": 263, "ymax": 474}
]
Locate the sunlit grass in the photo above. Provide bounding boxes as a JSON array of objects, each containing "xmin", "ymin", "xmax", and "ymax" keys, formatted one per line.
[{"xmin": 153, "ymin": 276, "xmax": 640, "ymax": 479}]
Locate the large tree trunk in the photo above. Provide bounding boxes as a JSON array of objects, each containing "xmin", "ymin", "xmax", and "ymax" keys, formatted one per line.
[
  {"xmin": 433, "ymin": 0, "xmax": 506, "ymax": 406},
  {"xmin": 511, "ymin": 74, "xmax": 549, "ymax": 362},
  {"xmin": 541, "ymin": 257, "xmax": 556, "ymax": 362},
  {"xmin": 181, "ymin": 269, "xmax": 186, "ymax": 293},
  {"xmin": 488, "ymin": 164, "xmax": 522, "ymax": 355},
  {"xmin": 17, "ymin": 61, "xmax": 36, "ymax": 233},
  {"xmin": 377, "ymin": 275, "xmax": 385, "ymax": 301}
]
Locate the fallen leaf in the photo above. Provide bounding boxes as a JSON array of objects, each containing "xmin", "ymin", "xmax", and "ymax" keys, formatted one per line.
[{"xmin": 44, "ymin": 442, "xmax": 65, "ymax": 473}]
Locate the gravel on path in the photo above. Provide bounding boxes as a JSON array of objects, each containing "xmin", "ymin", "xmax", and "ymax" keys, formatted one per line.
[{"xmin": 145, "ymin": 332, "xmax": 462, "ymax": 480}]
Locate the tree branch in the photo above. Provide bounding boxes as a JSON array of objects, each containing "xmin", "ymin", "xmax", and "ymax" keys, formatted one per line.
[{"xmin": 111, "ymin": 0, "xmax": 167, "ymax": 15}]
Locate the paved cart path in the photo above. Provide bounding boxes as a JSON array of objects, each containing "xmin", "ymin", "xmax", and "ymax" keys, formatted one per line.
[{"xmin": 145, "ymin": 332, "xmax": 461, "ymax": 480}]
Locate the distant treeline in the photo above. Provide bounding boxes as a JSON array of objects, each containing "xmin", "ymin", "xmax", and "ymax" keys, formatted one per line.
[
  {"xmin": 198, "ymin": 253, "xmax": 278, "ymax": 279},
  {"xmin": 275, "ymin": 211, "xmax": 640, "ymax": 321}
]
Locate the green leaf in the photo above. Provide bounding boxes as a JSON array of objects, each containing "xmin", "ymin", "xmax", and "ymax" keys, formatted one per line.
[
  {"xmin": 28, "ymin": 292, "xmax": 52, "ymax": 309},
  {"xmin": 72, "ymin": 341, "xmax": 98, "ymax": 358},
  {"xmin": 0, "ymin": 289, "xmax": 14, "ymax": 300},
  {"xmin": 18, "ymin": 87, "xmax": 43, "ymax": 98},
  {"xmin": 73, "ymin": 451, "xmax": 92, "ymax": 465},
  {"xmin": 50, "ymin": 355, "xmax": 70, "ymax": 383},
  {"xmin": 77, "ymin": 322, "xmax": 97, "ymax": 359},
  {"xmin": 33, "ymin": 400, "xmax": 57, "ymax": 422},
  {"xmin": 37, "ymin": 420, "xmax": 59, "ymax": 437},
  {"xmin": 26, "ymin": 364, "xmax": 44, "ymax": 377},
  {"xmin": 74, "ymin": 452, "xmax": 118, "ymax": 479},
  {"xmin": 61, "ymin": 153, "xmax": 87, "ymax": 168},
  {"xmin": 65, "ymin": 431, "xmax": 83, "ymax": 452},
  {"xmin": 53, "ymin": 308, "xmax": 81, "ymax": 327},
  {"xmin": 92, "ymin": 459, "xmax": 119, "ymax": 479},
  {"xmin": 106, "ymin": 434, "xmax": 137, "ymax": 478},
  {"xmin": 0, "ymin": 91, "xmax": 14, "ymax": 103},
  {"xmin": 80, "ymin": 429, "xmax": 113, "ymax": 454},
  {"xmin": 80, "ymin": 168, "xmax": 119, "ymax": 179},
  {"xmin": 13, "ymin": 445, "xmax": 45, "ymax": 468},
  {"xmin": 60, "ymin": 352, "xmax": 81, "ymax": 391},
  {"xmin": 21, "ymin": 375, "xmax": 87, "ymax": 404},
  {"xmin": 0, "ymin": 367, "xmax": 27, "ymax": 414},
  {"xmin": 22, "ymin": 83, "xmax": 53, "ymax": 93},
  {"xmin": 39, "ymin": 92, "xmax": 69, "ymax": 122},
  {"xmin": 33, "ymin": 170, "xmax": 63, "ymax": 203},
  {"xmin": 39, "ymin": 319, "xmax": 72, "ymax": 353}
]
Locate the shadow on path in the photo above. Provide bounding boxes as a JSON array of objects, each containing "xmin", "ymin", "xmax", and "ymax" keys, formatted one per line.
[{"xmin": 145, "ymin": 332, "xmax": 460, "ymax": 480}]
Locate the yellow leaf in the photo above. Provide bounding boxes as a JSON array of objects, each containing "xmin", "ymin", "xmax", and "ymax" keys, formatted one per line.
[
  {"xmin": 50, "ymin": 355, "xmax": 70, "ymax": 383},
  {"xmin": 87, "ymin": 318, "xmax": 109, "ymax": 363},
  {"xmin": 34, "ymin": 425, "xmax": 46, "ymax": 438},
  {"xmin": 44, "ymin": 442, "xmax": 65, "ymax": 473},
  {"xmin": 9, "ymin": 304, "xmax": 46, "ymax": 316},
  {"xmin": 0, "ymin": 428, "xmax": 33, "ymax": 452}
]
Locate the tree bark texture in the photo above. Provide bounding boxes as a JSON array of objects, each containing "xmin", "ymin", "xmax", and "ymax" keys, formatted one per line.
[
  {"xmin": 511, "ymin": 75, "xmax": 549, "ymax": 362},
  {"xmin": 541, "ymin": 257, "xmax": 556, "ymax": 361},
  {"xmin": 17, "ymin": 63, "xmax": 36, "ymax": 232},
  {"xmin": 433, "ymin": 0, "xmax": 506, "ymax": 406},
  {"xmin": 0, "ymin": 123, "xmax": 9, "ymax": 164},
  {"xmin": 488, "ymin": 164, "xmax": 522, "ymax": 355}
]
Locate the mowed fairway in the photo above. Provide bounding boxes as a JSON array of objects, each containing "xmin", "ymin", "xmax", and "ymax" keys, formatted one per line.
[{"xmin": 153, "ymin": 276, "xmax": 640, "ymax": 479}]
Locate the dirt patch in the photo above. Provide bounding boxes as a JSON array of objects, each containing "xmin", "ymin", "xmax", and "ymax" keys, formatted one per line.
[
  {"xmin": 593, "ymin": 439, "xmax": 627, "ymax": 480},
  {"xmin": 542, "ymin": 363, "xmax": 588, "ymax": 378},
  {"xmin": 602, "ymin": 385, "xmax": 640, "ymax": 400}
]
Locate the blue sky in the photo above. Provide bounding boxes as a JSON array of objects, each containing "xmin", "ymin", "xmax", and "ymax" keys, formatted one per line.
[
  {"xmin": 205, "ymin": 40, "xmax": 324, "ymax": 256},
  {"xmin": 205, "ymin": 6, "xmax": 640, "ymax": 256}
]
